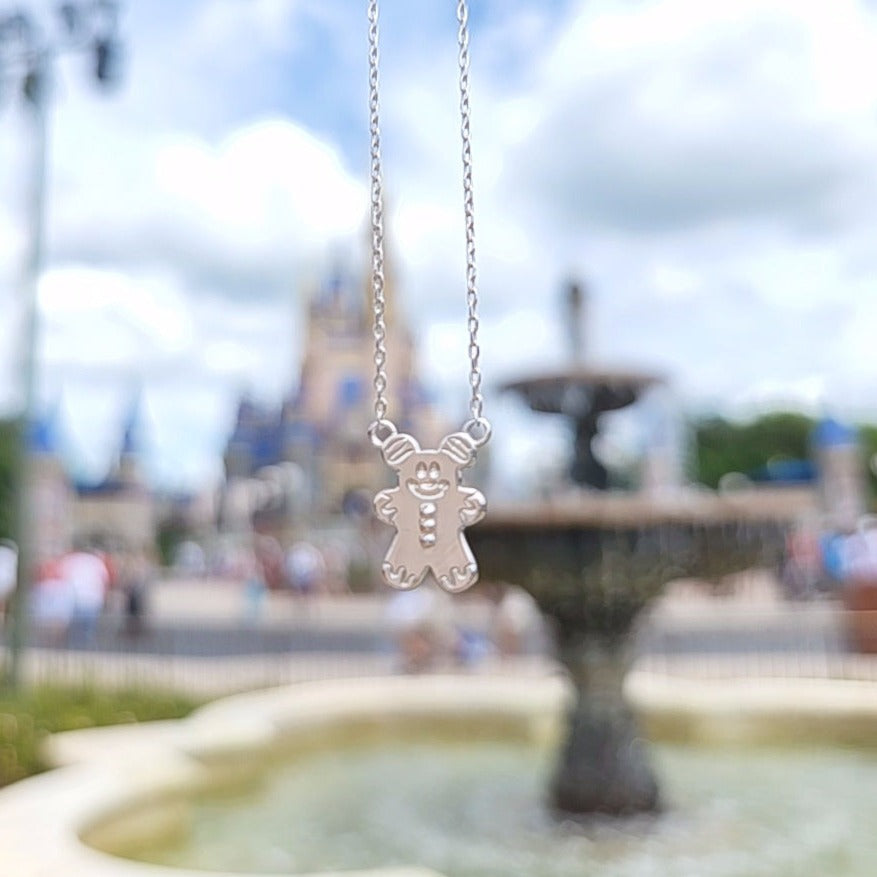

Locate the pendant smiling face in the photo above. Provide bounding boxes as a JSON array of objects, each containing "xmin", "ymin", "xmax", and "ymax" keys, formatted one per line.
[{"xmin": 405, "ymin": 458, "xmax": 451, "ymax": 501}]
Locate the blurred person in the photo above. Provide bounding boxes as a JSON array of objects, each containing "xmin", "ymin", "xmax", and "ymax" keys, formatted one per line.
[
  {"xmin": 320, "ymin": 540, "xmax": 351, "ymax": 594},
  {"xmin": 838, "ymin": 518, "xmax": 877, "ymax": 652},
  {"xmin": 455, "ymin": 626, "xmax": 492, "ymax": 668},
  {"xmin": 60, "ymin": 543, "xmax": 111, "ymax": 646},
  {"xmin": 781, "ymin": 523, "xmax": 824, "ymax": 600},
  {"xmin": 285, "ymin": 541, "xmax": 326, "ymax": 598},
  {"xmin": 255, "ymin": 535, "xmax": 286, "ymax": 590},
  {"xmin": 488, "ymin": 582, "xmax": 541, "ymax": 659},
  {"xmin": 821, "ymin": 530, "xmax": 847, "ymax": 587},
  {"xmin": 241, "ymin": 547, "xmax": 267, "ymax": 625},
  {"xmin": 173, "ymin": 540, "xmax": 206, "ymax": 576},
  {"xmin": 223, "ymin": 543, "xmax": 251, "ymax": 580},
  {"xmin": 384, "ymin": 583, "xmax": 456, "ymax": 673},
  {"xmin": 119, "ymin": 546, "xmax": 153, "ymax": 638},
  {"xmin": 207, "ymin": 541, "xmax": 234, "ymax": 578},
  {"xmin": 840, "ymin": 521, "xmax": 877, "ymax": 583},
  {"xmin": 29, "ymin": 556, "xmax": 74, "ymax": 647}
]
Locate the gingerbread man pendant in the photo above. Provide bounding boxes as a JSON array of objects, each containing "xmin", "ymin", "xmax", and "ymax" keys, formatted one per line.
[{"xmin": 373, "ymin": 431, "xmax": 487, "ymax": 593}]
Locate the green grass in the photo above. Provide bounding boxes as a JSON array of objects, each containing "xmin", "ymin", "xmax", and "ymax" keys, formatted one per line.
[{"xmin": 0, "ymin": 684, "xmax": 201, "ymax": 787}]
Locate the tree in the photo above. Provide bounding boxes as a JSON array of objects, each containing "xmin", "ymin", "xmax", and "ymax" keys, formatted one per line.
[
  {"xmin": 857, "ymin": 424, "xmax": 877, "ymax": 501},
  {"xmin": 693, "ymin": 412, "xmax": 815, "ymax": 489}
]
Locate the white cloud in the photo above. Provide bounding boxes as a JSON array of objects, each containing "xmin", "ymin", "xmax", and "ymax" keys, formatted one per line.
[
  {"xmin": 185, "ymin": 0, "xmax": 303, "ymax": 59},
  {"xmin": 47, "ymin": 117, "xmax": 365, "ymax": 299},
  {"xmin": 40, "ymin": 267, "xmax": 193, "ymax": 364},
  {"xmin": 512, "ymin": 0, "xmax": 877, "ymax": 232}
]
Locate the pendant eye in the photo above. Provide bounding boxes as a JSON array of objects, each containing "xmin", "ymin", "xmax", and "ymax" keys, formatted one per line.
[
  {"xmin": 428, "ymin": 462, "xmax": 441, "ymax": 480},
  {"xmin": 415, "ymin": 462, "xmax": 428, "ymax": 480}
]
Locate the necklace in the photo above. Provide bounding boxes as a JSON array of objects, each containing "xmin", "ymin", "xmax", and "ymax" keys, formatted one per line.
[{"xmin": 366, "ymin": 0, "xmax": 490, "ymax": 594}]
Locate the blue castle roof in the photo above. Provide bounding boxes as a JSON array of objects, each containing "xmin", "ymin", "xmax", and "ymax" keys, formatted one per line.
[
  {"xmin": 28, "ymin": 415, "xmax": 56, "ymax": 454},
  {"xmin": 27, "ymin": 397, "xmax": 67, "ymax": 455},
  {"xmin": 811, "ymin": 417, "xmax": 857, "ymax": 448}
]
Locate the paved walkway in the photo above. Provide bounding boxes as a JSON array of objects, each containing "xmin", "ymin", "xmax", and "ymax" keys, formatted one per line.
[{"xmin": 146, "ymin": 577, "xmax": 496, "ymax": 629}]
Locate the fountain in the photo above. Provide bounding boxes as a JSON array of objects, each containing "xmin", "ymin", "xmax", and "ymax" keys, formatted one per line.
[{"xmin": 469, "ymin": 280, "xmax": 793, "ymax": 815}]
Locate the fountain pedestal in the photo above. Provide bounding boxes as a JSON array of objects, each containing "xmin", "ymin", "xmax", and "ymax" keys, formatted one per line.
[
  {"xmin": 470, "ymin": 498, "xmax": 786, "ymax": 816},
  {"xmin": 551, "ymin": 634, "xmax": 659, "ymax": 814}
]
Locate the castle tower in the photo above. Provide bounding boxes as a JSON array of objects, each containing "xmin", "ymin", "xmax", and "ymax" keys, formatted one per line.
[
  {"xmin": 811, "ymin": 418, "xmax": 866, "ymax": 530},
  {"xmin": 224, "ymin": 397, "xmax": 258, "ymax": 479},
  {"xmin": 73, "ymin": 394, "xmax": 154, "ymax": 549},
  {"xmin": 28, "ymin": 403, "xmax": 73, "ymax": 561}
]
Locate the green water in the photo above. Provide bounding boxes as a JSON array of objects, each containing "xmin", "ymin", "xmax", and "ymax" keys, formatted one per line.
[{"xmin": 138, "ymin": 741, "xmax": 877, "ymax": 876}]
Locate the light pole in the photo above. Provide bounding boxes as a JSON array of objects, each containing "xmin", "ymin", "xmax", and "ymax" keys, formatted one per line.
[{"xmin": 1, "ymin": 3, "xmax": 122, "ymax": 688}]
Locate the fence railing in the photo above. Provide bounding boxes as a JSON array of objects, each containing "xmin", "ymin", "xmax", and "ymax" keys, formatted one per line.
[{"xmin": 5, "ymin": 589, "xmax": 877, "ymax": 695}]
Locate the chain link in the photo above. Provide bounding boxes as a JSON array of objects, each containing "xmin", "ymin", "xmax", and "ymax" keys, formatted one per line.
[{"xmin": 368, "ymin": 0, "xmax": 488, "ymax": 442}]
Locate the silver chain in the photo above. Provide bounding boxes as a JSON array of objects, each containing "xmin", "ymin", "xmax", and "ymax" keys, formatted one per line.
[
  {"xmin": 367, "ymin": 0, "xmax": 389, "ymax": 430},
  {"xmin": 367, "ymin": 0, "xmax": 490, "ymax": 448},
  {"xmin": 455, "ymin": 0, "xmax": 484, "ymax": 429}
]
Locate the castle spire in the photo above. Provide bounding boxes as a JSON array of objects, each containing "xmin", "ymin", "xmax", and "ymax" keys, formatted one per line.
[
  {"xmin": 120, "ymin": 393, "xmax": 141, "ymax": 458},
  {"xmin": 115, "ymin": 389, "xmax": 145, "ymax": 486}
]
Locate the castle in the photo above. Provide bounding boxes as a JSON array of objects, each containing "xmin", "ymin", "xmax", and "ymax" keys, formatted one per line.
[{"xmin": 222, "ymin": 253, "xmax": 446, "ymax": 530}]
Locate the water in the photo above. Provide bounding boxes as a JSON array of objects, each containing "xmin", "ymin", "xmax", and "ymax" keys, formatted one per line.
[{"xmin": 137, "ymin": 741, "xmax": 877, "ymax": 876}]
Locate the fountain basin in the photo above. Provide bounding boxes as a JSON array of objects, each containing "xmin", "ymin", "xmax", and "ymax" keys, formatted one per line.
[{"xmin": 1, "ymin": 673, "xmax": 876, "ymax": 876}]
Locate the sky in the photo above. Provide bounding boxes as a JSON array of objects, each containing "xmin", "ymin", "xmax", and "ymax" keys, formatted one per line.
[{"xmin": 2, "ymin": 0, "xmax": 877, "ymax": 494}]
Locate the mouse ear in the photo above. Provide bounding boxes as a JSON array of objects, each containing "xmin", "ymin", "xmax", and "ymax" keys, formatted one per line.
[
  {"xmin": 439, "ymin": 432, "xmax": 477, "ymax": 467},
  {"xmin": 381, "ymin": 432, "xmax": 420, "ymax": 467}
]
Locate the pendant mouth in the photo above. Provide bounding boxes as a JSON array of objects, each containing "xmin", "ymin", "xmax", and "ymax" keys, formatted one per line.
[{"xmin": 407, "ymin": 480, "xmax": 449, "ymax": 500}]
